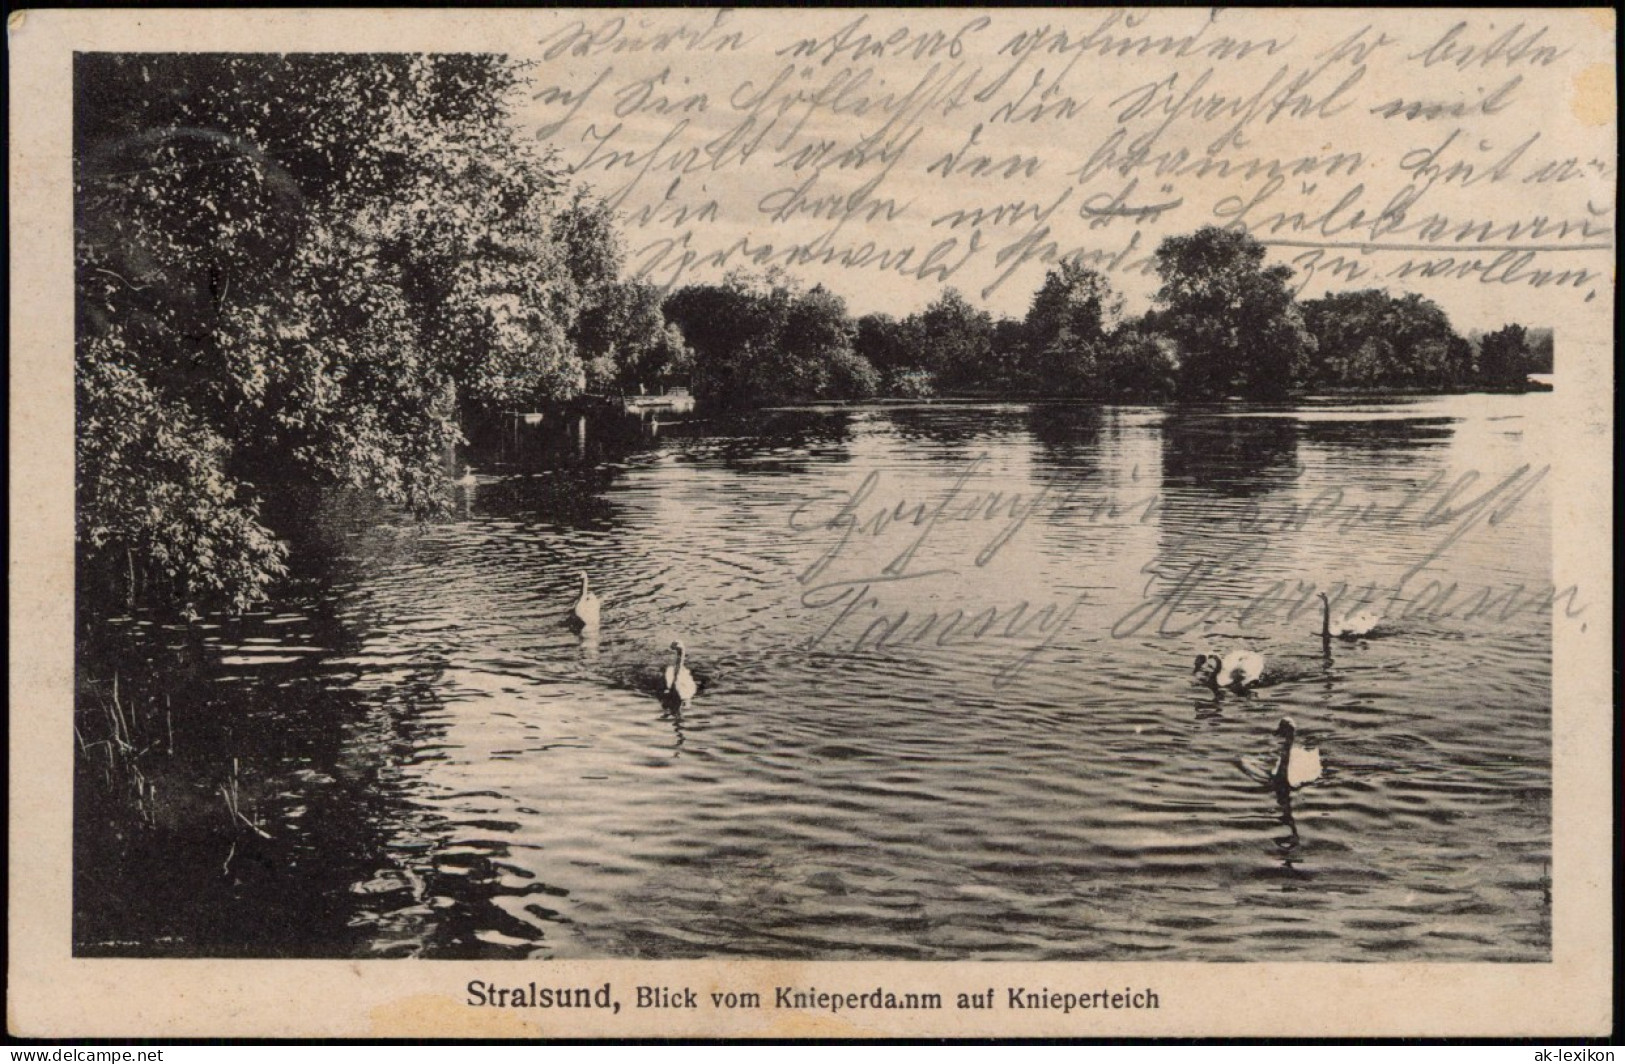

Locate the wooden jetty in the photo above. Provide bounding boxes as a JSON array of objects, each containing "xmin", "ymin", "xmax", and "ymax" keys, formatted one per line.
[
  {"xmin": 493, "ymin": 388, "xmax": 696, "ymax": 462},
  {"xmin": 504, "ymin": 388, "xmax": 695, "ymax": 425},
  {"xmin": 619, "ymin": 387, "xmax": 696, "ymax": 415}
]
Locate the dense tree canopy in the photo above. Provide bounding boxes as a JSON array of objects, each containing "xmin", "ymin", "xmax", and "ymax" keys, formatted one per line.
[
  {"xmin": 663, "ymin": 270, "xmax": 877, "ymax": 407},
  {"xmin": 1019, "ymin": 261, "xmax": 1123, "ymax": 394},
  {"xmin": 74, "ymin": 54, "xmax": 1543, "ymax": 618},
  {"xmin": 554, "ymin": 188, "xmax": 693, "ymax": 394},
  {"xmin": 854, "ymin": 313, "xmax": 917, "ymax": 376},
  {"xmin": 914, "ymin": 288, "xmax": 995, "ymax": 390},
  {"xmin": 665, "ymin": 233, "xmax": 1528, "ymax": 407},
  {"xmin": 1476, "ymin": 323, "xmax": 1535, "ymax": 390},
  {"xmin": 1092, "ymin": 324, "xmax": 1180, "ymax": 401},
  {"xmin": 1301, "ymin": 289, "xmax": 1472, "ymax": 390},
  {"xmin": 1152, "ymin": 227, "xmax": 1315, "ymax": 399},
  {"xmin": 849, "ymin": 291, "xmax": 995, "ymax": 397},
  {"xmin": 75, "ymin": 53, "xmax": 600, "ymax": 615}
]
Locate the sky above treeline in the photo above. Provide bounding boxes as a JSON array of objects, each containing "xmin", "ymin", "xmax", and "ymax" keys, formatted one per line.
[{"xmin": 512, "ymin": 7, "xmax": 1615, "ymax": 335}]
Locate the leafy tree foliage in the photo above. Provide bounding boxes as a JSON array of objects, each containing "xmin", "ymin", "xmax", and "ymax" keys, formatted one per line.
[
  {"xmin": 852, "ymin": 296, "xmax": 993, "ymax": 396},
  {"xmin": 665, "ymin": 239, "xmax": 1509, "ymax": 407},
  {"xmin": 826, "ymin": 346, "xmax": 884, "ymax": 401},
  {"xmin": 988, "ymin": 317, "xmax": 1031, "ymax": 387},
  {"xmin": 74, "ymin": 52, "xmax": 1542, "ymax": 630},
  {"xmin": 662, "ymin": 271, "xmax": 877, "ymax": 407},
  {"xmin": 1152, "ymin": 227, "xmax": 1314, "ymax": 399},
  {"xmin": 1093, "ymin": 323, "xmax": 1180, "ymax": 401},
  {"xmin": 75, "ymin": 53, "xmax": 587, "ymax": 615},
  {"xmin": 854, "ymin": 313, "xmax": 932, "ymax": 394},
  {"xmin": 553, "ymin": 189, "xmax": 692, "ymax": 394},
  {"xmin": 1476, "ymin": 323, "xmax": 1534, "ymax": 390},
  {"xmin": 913, "ymin": 288, "xmax": 995, "ymax": 390},
  {"xmin": 885, "ymin": 367, "xmax": 939, "ymax": 399},
  {"xmin": 854, "ymin": 313, "xmax": 915, "ymax": 376},
  {"xmin": 76, "ymin": 347, "xmax": 290, "ymax": 613},
  {"xmin": 577, "ymin": 280, "xmax": 692, "ymax": 392},
  {"xmin": 1016, "ymin": 262, "xmax": 1123, "ymax": 393},
  {"xmin": 662, "ymin": 271, "xmax": 786, "ymax": 408},
  {"xmin": 1301, "ymin": 289, "xmax": 1471, "ymax": 390},
  {"xmin": 780, "ymin": 285, "xmax": 861, "ymax": 399},
  {"xmin": 851, "ymin": 291, "xmax": 995, "ymax": 395}
]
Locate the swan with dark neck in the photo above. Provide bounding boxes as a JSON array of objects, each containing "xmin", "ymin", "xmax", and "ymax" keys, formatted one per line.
[{"xmin": 1319, "ymin": 592, "xmax": 1381, "ymax": 640}]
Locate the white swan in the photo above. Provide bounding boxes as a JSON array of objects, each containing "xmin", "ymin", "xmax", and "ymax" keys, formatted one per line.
[
  {"xmin": 1194, "ymin": 649, "xmax": 1265, "ymax": 689},
  {"xmin": 454, "ymin": 464, "xmax": 478, "ymax": 487},
  {"xmin": 1319, "ymin": 592, "xmax": 1381, "ymax": 640},
  {"xmin": 570, "ymin": 572, "xmax": 600, "ymax": 628},
  {"xmin": 663, "ymin": 640, "xmax": 698, "ymax": 703},
  {"xmin": 1272, "ymin": 717, "xmax": 1323, "ymax": 790}
]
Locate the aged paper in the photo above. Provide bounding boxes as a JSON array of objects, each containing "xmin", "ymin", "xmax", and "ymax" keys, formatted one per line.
[{"xmin": 9, "ymin": 7, "xmax": 1614, "ymax": 1038}]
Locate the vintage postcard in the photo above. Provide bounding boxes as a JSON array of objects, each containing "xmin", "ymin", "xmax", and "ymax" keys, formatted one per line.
[{"xmin": 8, "ymin": 7, "xmax": 1614, "ymax": 1039}]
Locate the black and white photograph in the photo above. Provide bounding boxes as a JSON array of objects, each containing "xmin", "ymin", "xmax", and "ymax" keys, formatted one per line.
[{"xmin": 10, "ymin": 6, "xmax": 1614, "ymax": 1039}]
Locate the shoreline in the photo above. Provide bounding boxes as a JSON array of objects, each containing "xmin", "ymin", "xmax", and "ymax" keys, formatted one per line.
[{"xmin": 739, "ymin": 384, "xmax": 1553, "ymax": 412}]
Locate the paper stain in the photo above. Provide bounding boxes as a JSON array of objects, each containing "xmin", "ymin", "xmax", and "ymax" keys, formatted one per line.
[
  {"xmin": 363, "ymin": 988, "xmax": 874, "ymax": 1039},
  {"xmin": 369, "ymin": 995, "xmax": 537, "ymax": 1038},
  {"xmin": 1571, "ymin": 63, "xmax": 1614, "ymax": 126},
  {"xmin": 754, "ymin": 1008, "xmax": 875, "ymax": 1039}
]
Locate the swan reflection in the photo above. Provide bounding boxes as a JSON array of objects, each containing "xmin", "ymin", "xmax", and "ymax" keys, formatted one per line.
[
  {"xmin": 659, "ymin": 701, "xmax": 686, "ymax": 755},
  {"xmin": 1274, "ymin": 787, "xmax": 1304, "ymax": 867},
  {"xmin": 1270, "ymin": 718, "xmax": 1323, "ymax": 870},
  {"xmin": 576, "ymin": 624, "xmax": 600, "ymax": 664}
]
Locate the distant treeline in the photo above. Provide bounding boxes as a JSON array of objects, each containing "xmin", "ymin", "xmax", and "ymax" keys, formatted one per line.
[{"xmin": 659, "ymin": 227, "xmax": 1553, "ymax": 407}]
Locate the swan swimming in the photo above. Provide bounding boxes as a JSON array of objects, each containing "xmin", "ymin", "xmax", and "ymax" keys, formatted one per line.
[
  {"xmin": 1194, "ymin": 649, "xmax": 1266, "ymax": 689},
  {"xmin": 1272, "ymin": 717, "xmax": 1323, "ymax": 790},
  {"xmin": 1319, "ymin": 592, "xmax": 1381, "ymax": 640},
  {"xmin": 570, "ymin": 572, "xmax": 600, "ymax": 628},
  {"xmin": 454, "ymin": 464, "xmax": 478, "ymax": 487},
  {"xmin": 663, "ymin": 640, "xmax": 698, "ymax": 703}
]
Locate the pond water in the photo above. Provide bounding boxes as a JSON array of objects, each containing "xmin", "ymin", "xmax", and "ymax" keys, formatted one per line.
[{"xmin": 75, "ymin": 396, "xmax": 1556, "ymax": 960}]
